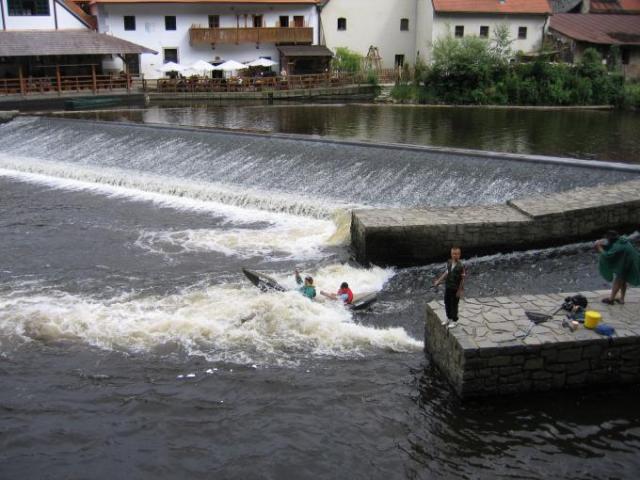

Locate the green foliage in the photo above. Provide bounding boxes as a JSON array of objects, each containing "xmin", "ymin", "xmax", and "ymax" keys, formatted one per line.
[
  {"xmin": 390, "ymin": 83, "xmax": 415, "ymax": 103},
  {"xmin": 490, "ymin": 23, "xmax": 514, "ymax": 60},
  {"xmin": 332, "ymin": 47, "xmax": 363, "ymax": 73},
  {"xmin": 407, "ymin": 38, "xmax": 627, "ymax": 106},
  {"xmin": 365, "ymin": 69, "xmax": 379, "ymax": 87},
  {"xmin": 618, "ymin": 81, "xmax": 640, "ymax": 109},
  {"xmin": 414, "ymin": 54, "xmax": 428, "ymax": 86}
]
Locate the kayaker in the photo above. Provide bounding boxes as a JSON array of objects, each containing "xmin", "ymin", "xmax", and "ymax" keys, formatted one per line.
[
  {"xmin": 321, "ymin": 282, "xmax": 354, "ymax": 304},
  {"xmin": 295, "ymin": 269, "xmax": 317, "ymax": 299},
  {"xmin": 596, "ymin": 230, "xmax": 640, "ymax": 305}
]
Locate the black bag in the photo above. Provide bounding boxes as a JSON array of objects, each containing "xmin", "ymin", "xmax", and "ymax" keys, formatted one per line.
[{"xmin": 562, "ymin": 294, "xmax": 588, "ymax": 311}]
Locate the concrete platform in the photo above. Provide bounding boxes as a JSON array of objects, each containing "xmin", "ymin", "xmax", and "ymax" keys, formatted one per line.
[
  {"xmin": 352, "ymin": 179, "xmax": 640, "ymax": 266},
  {"xmin": 425, "ymin": 288, "xmax": 640, "ymax": 397}
]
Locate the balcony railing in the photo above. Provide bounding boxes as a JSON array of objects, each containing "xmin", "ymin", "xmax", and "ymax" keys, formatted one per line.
[{"xmin": 190, "ymin": 26, "xmax": 313, "ymax": 45}]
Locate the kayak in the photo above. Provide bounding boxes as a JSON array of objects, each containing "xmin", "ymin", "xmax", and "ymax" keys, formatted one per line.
[
  {"xmin": 242, "ymin": 268, "xmax": 286, "ymax": 292},
  {"xmin": 349, "ymin": 291, "xmax": 378, "ymax": 311},
  {"xmin": 242, "ymin": 267, "xmax": 377, "ymax": 310}
]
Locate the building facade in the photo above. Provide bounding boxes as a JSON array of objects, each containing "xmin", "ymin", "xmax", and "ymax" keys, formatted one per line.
[
  {"xmin": 321, "ymin": 0, "xmax": 550, "ymax": 68},
  {"xmin": 92, "ymin": 0, "xmax": 321, "ymax": 78}
]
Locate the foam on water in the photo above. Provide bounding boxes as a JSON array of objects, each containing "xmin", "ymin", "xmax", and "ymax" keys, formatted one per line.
[{"xmin": 0, "ymin": 265, "xmax": 419, "ymax": 364}]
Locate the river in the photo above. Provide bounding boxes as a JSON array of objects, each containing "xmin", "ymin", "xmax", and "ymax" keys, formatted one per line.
[{"xmin": 1, "ymin": 108, "xmax": 639, "ymax": 479}]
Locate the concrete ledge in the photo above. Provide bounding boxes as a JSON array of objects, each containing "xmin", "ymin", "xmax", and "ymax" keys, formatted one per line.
[
  {"xmin": 148, "ymin": 85, "xmax": 376, "ymax": 101},
  {"xmin": 0, "ymin": 110, "xmax": 19, "ymax": 123},
  {"xmin": 352, "ymin": 179, "xmax": 640, "ymax": 266},
  {"xmin": 424, "ymin": 289, "xmax": 640, "ymax": 397}
]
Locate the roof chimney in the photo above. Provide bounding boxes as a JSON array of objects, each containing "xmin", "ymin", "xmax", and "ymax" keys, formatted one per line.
[{"xmin": 581, "ymin": 0, "xmax": 591, "ymax": 13}]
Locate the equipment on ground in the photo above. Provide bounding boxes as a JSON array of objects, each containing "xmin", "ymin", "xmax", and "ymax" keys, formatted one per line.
[{"xmin": 517, "ymin": 305, "xmax": 565, "ymax": 338}]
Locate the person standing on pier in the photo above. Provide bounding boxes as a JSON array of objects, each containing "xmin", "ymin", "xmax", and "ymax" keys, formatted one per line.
[
  {"xmin": 433, "ymin": 246, "xmax": 466, "ymax": 328},
  {"xmin": 596, "ymin": 230, "xmax": 640, "ymax": 305}
]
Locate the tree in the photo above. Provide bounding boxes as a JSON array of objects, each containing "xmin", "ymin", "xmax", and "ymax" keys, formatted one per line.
[
  {"xmin": 332, "ymin": 47, "xmax": 363, "ymax": 73},
  {"xmin": 490, "ymin": 24, "xmax": 514, "ymax": 61}
]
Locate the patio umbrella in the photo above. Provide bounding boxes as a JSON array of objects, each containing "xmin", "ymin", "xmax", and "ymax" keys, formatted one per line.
[
  {"xmin": 212, "ymin": 60, "xmax": 249, "ymax": 72},
  {"xmin": 185, "ymin": 60, "xmax": 215, "ymax": 76},
  {"xmin": 246, "ymin": 58, "xmax": 277, "ymax": 68},
  {"xmin": 157, "ymin": 61, "xmax": 186, "ymax": 73}
]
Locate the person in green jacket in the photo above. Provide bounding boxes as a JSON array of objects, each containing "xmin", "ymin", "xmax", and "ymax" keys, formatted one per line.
[
  {"xmin": 295, "ymin": 269, "xmax": 317, "ymax": 300},
  {"xmin": 596, "ymin": 230, "xmax": 640, "ymax": 305}
]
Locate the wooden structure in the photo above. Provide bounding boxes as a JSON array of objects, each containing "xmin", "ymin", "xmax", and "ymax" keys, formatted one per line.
[
  {"xmin": 189, "ymin": 26, "xmax": 314, "ymax": 46},
  {"xmin": 0, "ymin": 70, "xmax": 132, "ymax": 96}
]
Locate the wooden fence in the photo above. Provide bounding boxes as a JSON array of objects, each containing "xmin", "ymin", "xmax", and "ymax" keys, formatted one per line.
[{"xmin": 0, "ymin": 74, "xmax": 132, "ymax": 96}]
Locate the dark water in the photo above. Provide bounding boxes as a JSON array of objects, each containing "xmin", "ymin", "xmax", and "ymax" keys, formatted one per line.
[
  {"xmin": 54, "ymin": 103, "xmax": 640, "ymax": 163},
  {"xmin": 2, "ymin": 116, "xmax": 640, "ymax": 479}
]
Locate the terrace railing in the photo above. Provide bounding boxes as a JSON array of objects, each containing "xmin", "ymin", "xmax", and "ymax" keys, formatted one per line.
[
  {"xmin": 0, "ymin": 74, "xmax": 132, "ymax": 96},
  {"xmin": 189, "ymin": 26, "xmax": 313, "ymax": 45}
]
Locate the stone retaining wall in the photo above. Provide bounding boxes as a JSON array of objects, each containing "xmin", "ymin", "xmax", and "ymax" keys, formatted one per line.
[
  {"xmin": 352, "ymin": 179, "xmax": 640, "ymax": 266},
  {"xmin": 424, "ymin": 289, "xmax": 640, "ymax": 397}
]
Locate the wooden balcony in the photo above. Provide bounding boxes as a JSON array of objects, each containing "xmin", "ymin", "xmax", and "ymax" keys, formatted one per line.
[{"xmin": 190, "ymin": 26, "xmax": 313, "ymax": 45}]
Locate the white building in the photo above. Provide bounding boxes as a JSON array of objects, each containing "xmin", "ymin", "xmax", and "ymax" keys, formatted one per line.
[
  {"xmin": 0, "ymin": 0, "xmax": 95, "ymax": 30},
  {"xmin": 0, "ymin": 0, "xmax": 152, "ymax": 80},
  {"xmin": 91, "ymin": 0, "xmax": 324, "ymax": 78},
  {"xmin": 319, "ymin": 0, "xmax": 417, "ymax": 69},
  {"xmin": 320, "ymin": 0, "xmax": 551, "ymax": 68}
]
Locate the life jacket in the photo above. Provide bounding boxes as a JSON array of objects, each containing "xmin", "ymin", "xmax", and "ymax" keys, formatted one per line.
[{"xmin": 338, "ymin": 287, "xmax": 354, "ymax": 304}]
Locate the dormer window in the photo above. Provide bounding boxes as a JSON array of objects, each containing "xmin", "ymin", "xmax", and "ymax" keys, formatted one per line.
[{"xmin": 8, "ymin": 0, "xmax": 50, "ymax": 16}]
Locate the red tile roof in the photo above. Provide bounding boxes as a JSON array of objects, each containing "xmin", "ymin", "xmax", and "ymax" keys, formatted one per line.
[
  {"xmin": 590, "ymin": 0, "xmax": 640, "ymax": 13},
  {"xmin": 549, "ymin": 13, "xmax": 640, "ymax": 45},
  {"xmin": 432, "ymin": 0, "xmax": 551, "ymax": 15}
]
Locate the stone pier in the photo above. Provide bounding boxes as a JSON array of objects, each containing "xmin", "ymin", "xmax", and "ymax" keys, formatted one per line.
[
  {"xmin": 424, "ymin": 289, "xmax": 640, "ymax": 397},
  {"xmin": 352, "ymin": 179, "xmax": 640, "ymax": 266}
]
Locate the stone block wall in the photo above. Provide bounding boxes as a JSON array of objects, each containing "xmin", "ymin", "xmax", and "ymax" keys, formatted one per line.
[
  {"xmin": 352, "ymin": 179, "xmax": 640, "ymax": 266},
  {"xmin": 424, "ymin": 289, "xmax": 640, "ymax": 398}
]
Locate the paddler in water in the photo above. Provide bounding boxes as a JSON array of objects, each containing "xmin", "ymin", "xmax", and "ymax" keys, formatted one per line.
[
  {"xmin": 295, "ymin": 269, "xmax": 317, "ymax": 299},
  {"xmin": 320, "ymin": 282, "xmax": 354, "ymax": 305}
]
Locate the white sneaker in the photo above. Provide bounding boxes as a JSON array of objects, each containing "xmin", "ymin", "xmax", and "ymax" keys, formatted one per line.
[
  {"xmin": 447, "ymin": 321, "xmax": 457, "ymax": 329},
  {"xmin": 441, "ymin": 318, "xmax": 449, "ymax": 326}
]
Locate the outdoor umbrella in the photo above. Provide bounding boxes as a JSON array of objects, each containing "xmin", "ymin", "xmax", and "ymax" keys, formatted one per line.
[
  {"xmin": 246, "ymin": 58, "xmax": 277, "ymax": 68},
  {"xmin": 157, "ymin": 61, "xmax": 187, "ymax": 73},
  {"xmin": 185, "ymin": 60, "xmax": 215, "ymax": 76},
  {"xmin": 212, "ymin": 60, "xmax": 249, "ymax": 72}
]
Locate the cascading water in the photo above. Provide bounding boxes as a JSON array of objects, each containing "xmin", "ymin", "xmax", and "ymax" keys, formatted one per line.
[{"xmin": 1, "ymin": 114, "xmax": 639, "ymax": 479}]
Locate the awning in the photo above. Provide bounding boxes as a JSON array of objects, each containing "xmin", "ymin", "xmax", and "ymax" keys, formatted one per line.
[
  {"xmin": 277, "ymin": 45, "xmax": 334, "ymax": 58},
  {"xmin": 0, "ymin": 30, "xmax": 157, "ymax": 57}
]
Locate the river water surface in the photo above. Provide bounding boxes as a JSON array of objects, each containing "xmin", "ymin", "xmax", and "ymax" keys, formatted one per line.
[{"xmin": 1, "ymin": 110, "xmax": 640, "ymax": 479}]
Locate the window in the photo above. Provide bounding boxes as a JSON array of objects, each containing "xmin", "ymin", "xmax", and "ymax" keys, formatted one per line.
[
  {"xmin": 124, "ymin": 16, "xmax": 136, "ymax": 31},
  {"xmin": 163, "ymin": 48, "xmax": 178, "ymax": 64},
  {"xmin": 518, "ymin": 26, "xmax": 527, "ymax": 39},
  {"xmin": 293, "ymin": 16, "xmax": 304, "ymax": 27},
  {"xmin": 165, "ymin": 16, "xmax": 176, "ymax": 31},
  {"xmin": 208, "ymin": 15, "xmax": 220, "ymax": 28},
  {"xmin": 454, "ymin": 25, "xmax": 464, "ymax": 38},
  {"xmin": 337, "ymin": 17, "xmax": 346, "ymax": 31},
  {"xmin": 395, "ymin": 54, "xmax": 404, "ymax": 68},
  {"xmin": 8, "ymin": 0, "xmax": 50, "ymax": 16},
  {"xmin": 279, "ymin": 15, "xmax": 289, "ymax": 27},
  {"xmin": 479, "ymin": 26, "xmax": 489, "ymax": 38},
  {"xmin": 124, "ymin": 54, "xmax": 140, "ymax": 76},
  {"xmin": 622, "ymin": 48, "xmax": 630, "ymax": 65},
  {"xmin": 400, "ymin": 18, "xmax": 409, "ymax": 31},
  {"xmin": 253, "ymin": 15, "xmax": 263, "ymax": 28}
]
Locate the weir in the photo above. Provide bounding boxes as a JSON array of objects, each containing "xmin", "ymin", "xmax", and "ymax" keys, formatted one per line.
[
  {"xmin": 425, "ymin": 289, "xmax": 640, "ymax": 398},
  {"xmin": 0, "ymin": 116, "xmax": 637, "ymax": 218},
  {"xmin": 352, "ymin": 179, "xmax": 640, "ymax": 266}
]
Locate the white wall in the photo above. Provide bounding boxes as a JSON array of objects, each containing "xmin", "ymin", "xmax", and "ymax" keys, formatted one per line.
[
  {"xmin": 414, "ymin": 0, "xmax": 433, "ymax": 63},
  {"xmin": 432, "ymin": 14, "xmax": 547, "ymax": 54},
  {"xmin": 97, "ymin": 3, "xmax": 319, "ymax": 78},
  {"xmin": 0, "ymin": 0, "xmax": 87, "ymax": 30},
  {"xmin": 320, "ymin": 0, "xmax": 417, "ymax": 68}
]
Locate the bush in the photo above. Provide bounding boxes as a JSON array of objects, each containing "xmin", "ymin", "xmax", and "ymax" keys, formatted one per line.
[
  {"xmin": 332, "ymin": 47, "xmax": 363, "ymax": 73},
  {"xmin": 390, "ymin": 84, "xmax": 415, "ymax": 103}
]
